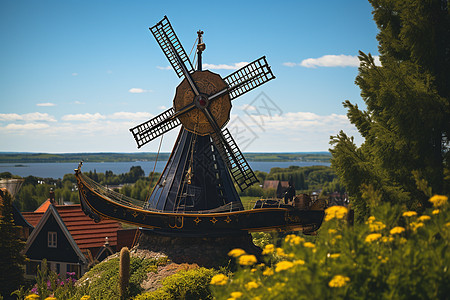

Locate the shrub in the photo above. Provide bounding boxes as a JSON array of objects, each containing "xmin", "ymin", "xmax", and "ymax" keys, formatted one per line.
[
  {"xmin": 211, "ymin": 195, "xmax": 450, "ymax": 299},
  {"xmin": 136, "ymin": 267, "xmax": 217, "ymax": 300},
  {"xmin": 75, "ymin": 256, "xmax": 167, "ymax": 300}
]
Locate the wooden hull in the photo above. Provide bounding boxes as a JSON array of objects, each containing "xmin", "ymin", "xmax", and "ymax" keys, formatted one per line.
[{"xmin": 75, "ymin": 169, "xmax": 324, "ymax": 235}]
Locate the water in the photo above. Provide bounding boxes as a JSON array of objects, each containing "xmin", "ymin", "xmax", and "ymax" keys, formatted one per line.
[{"xmin": 0, "ymin": 161, "xmax": 330, "ymax": 179}]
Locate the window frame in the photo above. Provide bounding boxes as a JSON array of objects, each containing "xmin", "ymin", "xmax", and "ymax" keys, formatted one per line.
[{"xmin": 48, "ymin": 231, "xmax": 57, "ymax": 248}]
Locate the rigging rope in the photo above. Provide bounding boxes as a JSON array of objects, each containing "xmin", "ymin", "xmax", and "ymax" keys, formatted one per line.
[{"xmin": 145, "ymin": 135, "xmax": 164, "ymax": 203}]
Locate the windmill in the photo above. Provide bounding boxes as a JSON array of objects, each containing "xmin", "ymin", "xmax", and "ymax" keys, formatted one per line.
[
  {"xmin": 75, "ymin": 17, "xmax": 324, "ymax": 234},
  {"xmin": 130, "ymin": 16, "xmax": 275, "ymax": 213}
]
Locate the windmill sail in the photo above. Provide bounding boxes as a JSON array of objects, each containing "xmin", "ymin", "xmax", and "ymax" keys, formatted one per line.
[
  {"xmin": 224, "ymin": 56, "xmax": 275, "ymax": 100},
  {"xmin": 150, "ymin": 16, "xmax": 194, "ymax": 78},
  {"xmin": 210, "ymin": 128, "xmax": 258, "ymax": 191}
]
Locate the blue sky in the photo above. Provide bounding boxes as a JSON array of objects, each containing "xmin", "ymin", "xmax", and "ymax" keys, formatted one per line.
[{"xmin": 1, "ymin": 0, "xmax": 380, "ymax": 153}]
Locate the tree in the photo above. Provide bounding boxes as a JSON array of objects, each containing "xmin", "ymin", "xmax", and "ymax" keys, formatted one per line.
[
  {"xmin": 330, "ymin": 0, "xmax": 450, "ymax": 221},
  {"xmin": 0, "ymin": 189, "xmax": 26, "ymax": 298}
]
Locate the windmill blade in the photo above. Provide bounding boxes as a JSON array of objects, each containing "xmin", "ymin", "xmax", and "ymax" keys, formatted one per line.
[
  {"xmin": 130, "ymin": 108, "xmax": 181, "ymax": 148},
  {"xmin": 223, "ymin": 56, "xmax": 275, "ymax": 100},
  {"xmin": 150, "ymin": 16, "xmax": 195, "ymax": 78},
  {"xmin": 210, "ymin": 128, "xmax": 259, "ymax": 191}
]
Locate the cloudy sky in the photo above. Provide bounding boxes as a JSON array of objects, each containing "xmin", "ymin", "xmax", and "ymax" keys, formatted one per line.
[{"xmin": 1, "ymin": 0, "xmax": 379, "ymax": 153}]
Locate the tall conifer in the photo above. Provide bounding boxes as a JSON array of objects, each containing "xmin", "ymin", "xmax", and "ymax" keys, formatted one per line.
[{"xmin": 330, "ymin": 0, "xmax": 450, "ymax": 220}]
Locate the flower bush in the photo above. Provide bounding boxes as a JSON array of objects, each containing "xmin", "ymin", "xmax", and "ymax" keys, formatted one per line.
[{"xmin": 211, "ymin": 196, "xmax": 450, "ymax": 299}]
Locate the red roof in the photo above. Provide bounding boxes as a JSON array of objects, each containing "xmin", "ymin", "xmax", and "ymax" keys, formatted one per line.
[
  {"xmin": 34, "ymin": 199, "xmax": 52, "ymax": 212},
  {"xmin": 22, "ymin": 204, "xmax": 121, "ymax": 251}
]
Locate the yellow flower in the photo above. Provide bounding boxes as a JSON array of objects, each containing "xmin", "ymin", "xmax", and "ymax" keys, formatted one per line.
[
  {"xmin": 328, "ymin": 275, "xmax": 350, "ymax": 288},
  {"xmin": 44, "ymin": 298, "xmax": 57, "ymax": 300},
  {"xmin": 390, "ymin": 226, "xmax": 405, "ymax": 235},
  {"xmin": 231, "ymin": 292, "xmax": 243, "ymax": 298},
  {"xmin": 262, "ymin": 244, "xmax": 275, "ymax": 255},
  {"xmin": 367, "ymin": 216, "xmax": 376, "ymax": 223},
  {"xmin": 238, "ymin": 254, "xmax": 257, "ymax": 266},
  {"xmin": 210, "ymin": 274, "xmax": 228, "ymax": 285},
  {"xmin": 328, "ymin": 229, "xmax": 337, "ymax": 234},
  {"xmin": 80, "ymin": 297, "xmax": 91, "ymax": 300},
  {"xmin": 365, "ymin": 233, "xmax": 382, "ymax": 243},
  {"xmin": 369, "ymin": 221, "xmax": 386, "ymax": 232},
  {"xmin": 432, "ymin": 209, "xmax": 440, "ymax": 215},
  {"xmin": 263, "ymin": 267, "xmax": 274, "ymax": 276},
  {"xmin": 228, "ymin": 248, "xmax": 246, "ymax": 257},
  {"xmin": 303, "ymin": 242, "xmax": 315, "ymax": 248},
  {"xmin": 381, "ymin": 236, "xmax": 394, "ymax": 243},
  {"xmin": 251, "ymin": 268, "xmax": 257, "ymax": 272},
  {"xmin": 25, "ymin": 295, "xmax": 39, "ymax": 300},
  {"xmin": 285, "ymin": 234, "xmax": 303, "ymax": 245},
  {"xmin": 399, "ymin": 237, "xmax": 407, "ymax": 244},
  {"xmin": 327, "ymin": 253, "xmax": 340, "ymax": 259},
  {"xmin": 418, "ymin": 215, "xmax": 431, "ymax": 222},
  {"xmin": 294, "ymin": 259, "xmax": 306, "ymax": 265},
  {"xmin": 429, "ymin": 195, "xmax": 448, "ymax": 208},
  {"xmin": 276, "ymin": 247, "xmax": 286, "ymax": 257},
  {"xmin": 275, "ymin": 260, "xmax": 294, "ymax": 272},
  {"xmin": 445, "ymin": 222, "xmax": 450, "ymax": 227},
  {"xmin": 325, "ymin": 206, "xmax": 348, "ymax": 221},
  {"xmin": 402, "ymin": 211, "xmax": 417, "ymax": 217},
  {"xmin": 245, "ymin": 281, "xmax": 259, "ymax": 290},
  {"xmin": 410, "ymin": 222, "xmax": 424, "ymax": 231}
]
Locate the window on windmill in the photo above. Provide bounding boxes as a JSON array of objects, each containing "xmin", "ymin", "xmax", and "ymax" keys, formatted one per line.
[{"xmin": 48, "ymin": 231, "xmax": 57, "ymax": 248}]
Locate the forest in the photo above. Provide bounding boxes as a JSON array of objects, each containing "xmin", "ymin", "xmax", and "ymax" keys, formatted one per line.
[{"xmin": 1, "ymin": 164, "xmax": 340, "ymax": 212}]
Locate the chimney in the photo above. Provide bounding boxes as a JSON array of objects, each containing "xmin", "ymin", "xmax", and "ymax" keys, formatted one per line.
[{"xmin": 49, "ymin": 188, "xmax": 56, "ymax": 205}]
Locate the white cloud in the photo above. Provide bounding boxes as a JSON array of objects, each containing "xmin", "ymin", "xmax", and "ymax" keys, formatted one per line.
[
  {"xmin": 157, "ymin": 66, "xmax": 172, "ymax": 70},
  {"xmin": 202, "ymin": 62, "xmax": 248, "ymax": 70},
  {"xmin": 0, "ymin": 112, "xmax": 56, "ymax": 122},
  {"xmin": 37, "ymin": 102, "xmax": 56, "ymax": 107},
  {"xmin": 5, "ymin": 123, "xmax": 50, "ymax": 130},
  {"xmin": 62, "ymin": 113, "xmax": 106, "ymax": 121},
  {"xmin": 72, "ymin": 73, "xmax": 78, "ymax": 76},
  {"xmin": 73, "ymin": 101, "xmax": 84, "ymax": 105},
  {"xmin": 129, "ymin": 88, "xmax": 152, "ymax": 94},
  {"xmin": 0, "ymin": 113, "xmax": 22, "ymax": 121},
  {"xmin": 284, "ymin": 55, "xmax": 381, "ymax": 68},
  {"xmin": 109, "ymin": 112, "xmax": 153, "ymax": 120},
  {"xmin": 227, "ymin": 111, "xmax": 362, "ymax": 152},
  {"xmin": 158, "ymin": 106, "xmax": 167, "ymax": 110},
  {"xmin": 301, "ymin": 55, "xmax": 360, "ymax": 68},
  {"xmin": 283, "ymin": 62, "xmax": 298, "ymax": 67}
]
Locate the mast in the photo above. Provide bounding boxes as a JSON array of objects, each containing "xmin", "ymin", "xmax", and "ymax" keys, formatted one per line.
[{"xmin": 197, "ymin": 30, "xmax": 205, "ymax": 71}]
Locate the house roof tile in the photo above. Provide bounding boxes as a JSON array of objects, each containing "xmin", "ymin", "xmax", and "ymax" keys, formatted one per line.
[{"xmin": 22, "ymin": 204, "xmax": 121, "ymax": 251}]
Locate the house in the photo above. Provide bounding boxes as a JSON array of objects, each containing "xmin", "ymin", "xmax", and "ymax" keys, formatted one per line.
[
  {"xmin": 262, "ymin": 180, "xmax": 290, "ymax": 198},
  {"xmin": 22, "ymin": 197, "xmax": 126, "ymax": 278}
]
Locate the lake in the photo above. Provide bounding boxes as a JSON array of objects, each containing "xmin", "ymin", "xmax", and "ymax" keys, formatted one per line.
[{"xmin": 0, "ymin": 161, "xmax": 331, "ymax": 179}]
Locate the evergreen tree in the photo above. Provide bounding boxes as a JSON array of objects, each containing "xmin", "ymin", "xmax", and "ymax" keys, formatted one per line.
[
  {"xmin": 330, "ymin": 0, "xmax": 450, "ymax": 220},
  {"xmin": 0, "ymin": 189, "xmax": 26, "ymax": 298}
]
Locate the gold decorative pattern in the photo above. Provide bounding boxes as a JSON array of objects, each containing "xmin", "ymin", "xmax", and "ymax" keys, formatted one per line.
[
  {"xmin": 132, "ymin": 211, "xmax": 138, "ymax": 218},
  {"xmin": 210, "ymin": 217, "xmax": 218, "ymax": 224},
  {"xmin": 194, "ymin": 217, "xmax": 201, "ymax": 225},
  {"xmin": 224, "ymin": 216, "xmax": 232, "ymax": 223},
  {"xmin": 173, "ymin": 70, "xmax": 231, "ymax": 135}
]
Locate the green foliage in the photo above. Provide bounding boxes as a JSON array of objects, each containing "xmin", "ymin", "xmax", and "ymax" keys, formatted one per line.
[
  {"xmin": 75, "ymin": 256, "xmax": 167, "ymax": 300},
  {"xmin": 0, "ymin": 189, "xmax": 26, "ymax": 298},
  {"xmin": 212, "ymin": 196, "xmax": 450, "ymax": 299},
  {"xmin": 18, "ymin": 259, "xmax": 78, "ymax": 299},
  {"xmin": 135, "ymin": 268, "xmax": 217, "ymax": 300},
  {"xmin": 330, "ymin": 1, "xmax": 450, "ymax": 219},
  {"xmin": 240, "ymin": 166, "xmax": 342, "ymax": 198}
]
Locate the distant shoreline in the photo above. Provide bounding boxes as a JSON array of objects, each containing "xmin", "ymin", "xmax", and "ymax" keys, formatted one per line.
[{"xmin": 0, "ymin": 152, "xmax": 331, "ymax": 163}]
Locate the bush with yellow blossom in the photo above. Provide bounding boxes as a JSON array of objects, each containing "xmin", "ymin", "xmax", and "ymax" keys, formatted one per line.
[{"xmin": 211, "ymin": 195, "xmax": 449, "ymax": 299}]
